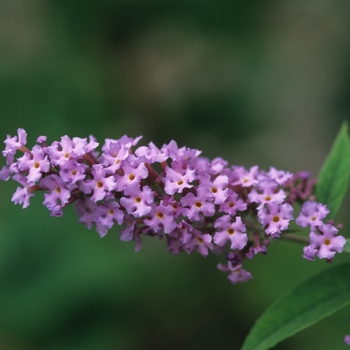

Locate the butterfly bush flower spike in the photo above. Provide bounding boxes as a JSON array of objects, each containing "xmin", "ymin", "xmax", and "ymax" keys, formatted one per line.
[{"xmin": 0, "ymin": 128, "xmax": 347, "ymax": 285}]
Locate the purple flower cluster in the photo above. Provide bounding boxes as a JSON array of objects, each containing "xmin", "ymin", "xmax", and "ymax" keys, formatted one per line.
[
  {"xmin": 297, "ymin": 202, "xmax": 346, "ymax": 260},
  {"xmin": 0, "ymin": 129, "xmax": 346, "ymax": 284}
]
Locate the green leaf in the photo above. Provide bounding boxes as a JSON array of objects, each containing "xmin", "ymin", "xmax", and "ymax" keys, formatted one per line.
[
  {"xmin": 343, "ymin": 238, "xmax": 350, "ymax": 254},
  {"xmin": 316, "ymin": 122, "xmax": 350, "ymax": 219},
  {"xmin": 241, "ymin": 263, "xmax": 350, "ymax": 350}
]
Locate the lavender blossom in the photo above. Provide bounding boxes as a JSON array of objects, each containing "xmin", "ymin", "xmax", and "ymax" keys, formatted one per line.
[
  {"xmin": 296, "ymin": 201, "xmax": 330, "ymax": 230},
  {"xmin": 214, "ymin": 215, "xmax": 248, "ymax": 250},
  {"xmin": 308, "ymin": 224, "xmax": 346, "ymax": 259},
  {"xmin": 258, "ymin": 202, "xmax": 294, "ymax": 236}
]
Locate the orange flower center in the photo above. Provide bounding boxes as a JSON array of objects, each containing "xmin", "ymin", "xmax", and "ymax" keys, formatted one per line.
[{"xmin": 272, "ymin": 216, "xmax": 280, "ymax": 223}]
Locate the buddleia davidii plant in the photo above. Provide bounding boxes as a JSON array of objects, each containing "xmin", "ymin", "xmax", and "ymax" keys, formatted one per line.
[{"xmin": 1, "ymin": 123, "xmax": 350, "ymax": 348}]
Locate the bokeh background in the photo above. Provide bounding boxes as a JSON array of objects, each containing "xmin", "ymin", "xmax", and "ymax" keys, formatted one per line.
[{"xmin": 1, "ymin": 1, "xmax": 350, "ymax": 349}]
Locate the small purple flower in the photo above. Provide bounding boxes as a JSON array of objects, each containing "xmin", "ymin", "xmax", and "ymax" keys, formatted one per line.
[
  {"xmin": 40, "ymin": 174, "xmax": 71, "ymax": 210},
  {"xmin": 188, "ymin": 157, "xmax": 210, "ymax": 175},
  {"xmin": 164, "ymin": 166, "xmax": 195, "ymax": 195},
  {"xmin": 77, "ymin": 135, "xmax": 99, "ymax": 153},
  {"xmin": 11, "ymin": 174, "xmax": 35, "ymax": 208},
  {"xmin": 200, "ymin": 175, "xmax": 228, "ymax": 204},
  {"xmin": 162, "ymin": 140, "xmax": 201, "ymax": 162},
  {"xmin": 115, "ymin": 161, "xmax": 148, "ymax": 191},
  {"xmin": 161, "ymin": 196, "xmax": 184, "ymax": 219},
  {"xmin": 102, "ymin": 135, "xmax": 142, "ymax": 153},
  {"xmin": 100, "ymin": 140, "xmax": 130, "ymax": 174},
  {"xmin": 258, "ymin": 202, "xmax": 293, "ymax": 236},
  {"xmin": 248, "ymin": 179, "xmax": 286, "ymax": 209},
  {"xmin": 59, "ymin": 160, "xmax": 87, "ymax": 187},
  {"xmin": 266, "ymin": 167, "xmax": 293, "ymax": 185},
  {"xmin": 135, "ymin": 142, "xmax": 168, "ymax": 164},
  {"xmin": 94, "ymin": 202, "xmax": 124, "ymax": 237},
  {"xmin": 143, "ymin": 203, "xmax": 177, "ymax": 234},
  {"xmin": 217, "ymin": 261, "xmax": 252, "ymax": 284},
  {"xmin": 71, "ymin": 137, "xmax": 89, "ymax": 155},
  {"xmin": 181, "ymin": 187, "xmax": 215, "ymax": 221},
  {"xmin": 49, "ymin": 205, "xmax": 64, "ymax": 217},
  {"xmin": 36, "ymin": 135, "xmax": 47, "ymax": 145},
  {"xmin": 219, "ymin": 189, "xmax": 247, "ymax": 216},
  {"xmin": 47, "ymin": 135, "xmax": 84, "ymax": 166},
  {"xmin": 309, "ymin": 224, "xmax": 346, "ymax": 259},
  {"xmin": 232, "ymin": 165, "xmax": 259, "ymax": 187},
  {"xmin": 227, "ymin": 266, "xmax": 252, "ymax": 284},
  {"xmin": 176, "ymin": 220, "xmax": 194, "ymax": 245},
  {"xmin": 17, "ymin": 145, "xmax": 50, "ymax": 183},
  {"xmin": 184, "ymin": 231, "xmax": 213, "ymax": 257},
  {"xmin": 296, "ymin": 201, "xmax": 329, "ymax": 230},
  {"xmin": 210, "ymin": 157, "xmax": 228, "ymax": 174},
  {"xmin": 344, "ymin": 335, "xmax": 350, "ymax": 345},
  {"xmin": 302, "ymin": 245, "xmax": 318, "ymax": 261},
  {"xmin": 3, "ymin": 128, "xmax": 27, "ymax": 159},
  {"xmin": 120, "ymin": 183, "xmax": 154, "ymax": 217},
  {"xmin": 80, "ymin": 164, "xmax": 116, "ymax": 202},
  {"xmin": 214, "ymin": 215, "xmax": 248, "ymax": 250}
]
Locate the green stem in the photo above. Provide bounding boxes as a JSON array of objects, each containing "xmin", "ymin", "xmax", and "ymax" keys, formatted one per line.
[{"xmin": 280, "ymin": 233, "xmax": 309, "ymax": 244}]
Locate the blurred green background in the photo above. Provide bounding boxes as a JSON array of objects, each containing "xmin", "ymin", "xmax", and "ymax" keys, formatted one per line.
[{"xmin": 1, "ymin": 1, "xmax": 350, "ymax": 349}]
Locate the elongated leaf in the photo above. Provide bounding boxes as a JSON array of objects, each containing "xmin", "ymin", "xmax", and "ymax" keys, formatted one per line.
[
  {"xmin": 241, "ymin": 263, "xmax": 350, "ymax": 350},
  {"xmin": 316, "ymin": 122, "xmax": 350, "ymax": 219}
]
